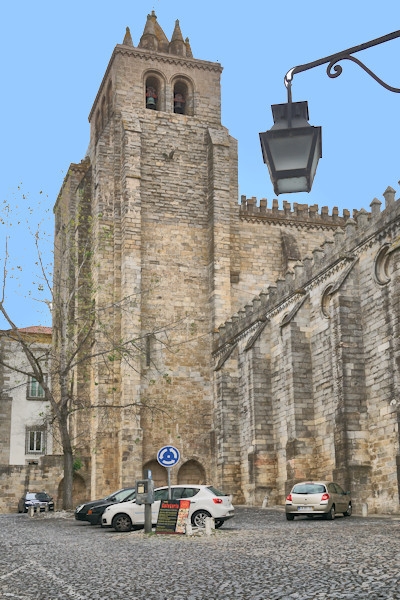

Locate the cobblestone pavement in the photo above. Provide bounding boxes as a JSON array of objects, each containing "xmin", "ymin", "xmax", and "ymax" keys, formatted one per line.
[{"xmin": 0, "ymin": 507, "xmax": 399, "ymax": 599}]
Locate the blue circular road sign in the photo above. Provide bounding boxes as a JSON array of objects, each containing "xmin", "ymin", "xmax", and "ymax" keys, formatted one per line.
[{"xmin": 157, "ymin": 445, "xmax": 180, "ymax": 467}]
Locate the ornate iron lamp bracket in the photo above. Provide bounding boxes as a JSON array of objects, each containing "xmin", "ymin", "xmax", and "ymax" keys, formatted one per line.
[{"xmin": 284, "ymin": 30, "xmax": 400, "ymax": 102}]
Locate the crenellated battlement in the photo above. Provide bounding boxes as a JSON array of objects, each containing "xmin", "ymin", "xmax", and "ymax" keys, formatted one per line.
[
  {"xmin": 215, "ymin": 187, "xmax": 399, "ymax": 352},
  {"xmin": 239, "ymin": 195, "xmax": 352, "ymax": 227}
]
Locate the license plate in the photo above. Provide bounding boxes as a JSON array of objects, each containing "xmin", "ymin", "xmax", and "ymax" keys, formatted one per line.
[{"xmin": 297, "ymin": 506, "xmax": 312, "ymax": 512}]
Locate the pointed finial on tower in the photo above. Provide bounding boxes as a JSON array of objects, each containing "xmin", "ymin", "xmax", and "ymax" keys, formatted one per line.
[
  {"xmin": 139, "ymin": 12, "xmax": 158, "ymax": 50},
  {"xmin": 185, "ymin": 37, "xmax": 193, "ymax": 58},
  {"xmin": 139, "ymin": 11, "xmax": 169, "ymax": 53},
  {"xmin": 123, "ymin": 26, "xmax": 133, "ymax": 47},
  {"xmin": 171, "ymin": 19, "xmax": 184, "ymax": 42},
  {"xmin": 169, "ymin": 19, "xmax": 186, "ymax": 56}
]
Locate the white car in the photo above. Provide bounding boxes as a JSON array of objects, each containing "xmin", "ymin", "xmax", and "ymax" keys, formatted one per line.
[{"xmin": 101, "ymin": 484, "xmax": 234, "ymax": 532}]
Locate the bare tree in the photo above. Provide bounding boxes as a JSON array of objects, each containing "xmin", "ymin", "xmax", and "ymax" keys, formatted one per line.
[{"xmin": 0, "ymin": 196, "xmax": 194, "ymax": 509}]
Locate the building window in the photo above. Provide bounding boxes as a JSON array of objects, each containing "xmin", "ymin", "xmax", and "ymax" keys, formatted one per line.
[
  {"xmin": 27, "ymin": 376, "xmax": 45, "ymax": 399},
  {"xmin": 375, "ymin": 245, "xmax": 391, "ymax": 286},
  {"xmin": 321, "ymin": 285, "xmax": 333, "ymax": 319},
  {"xmin": 145, "ymin": 76, "xmax": 160, "ymax": 110},
  {"xmin": 25, "ymin": 428, "xmax": 46, "ymax": 455},
  {"xmin": 171, "ymin": 77, "xmax": 194, "ymax": 116},
  {"xmin": 173, "ymin": 81, "xmax": 187, "ymax": 114}
]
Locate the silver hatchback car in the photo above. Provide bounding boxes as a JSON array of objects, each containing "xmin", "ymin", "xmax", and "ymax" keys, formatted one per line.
[{"xmin": 285, "ymin": 481, "xmax": 352, "ymax": 520}]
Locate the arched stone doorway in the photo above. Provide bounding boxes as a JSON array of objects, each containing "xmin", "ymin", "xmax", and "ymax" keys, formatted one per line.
[
  {"xmin": 143, "ymin": 460, "xmax": 168, "ymax": 487},
  {"xmin": 177, "ymin": 460, "xmax": 206, "ymax": 484},
  {"xmin": 57, "ymin": 473, "xmax": 87, "ymax": 507}
]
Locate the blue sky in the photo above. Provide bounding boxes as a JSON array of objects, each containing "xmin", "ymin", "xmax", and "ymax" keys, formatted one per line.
[{"xmin": 1, "ymin": 0, "xmax": 399, "ymax": 327}]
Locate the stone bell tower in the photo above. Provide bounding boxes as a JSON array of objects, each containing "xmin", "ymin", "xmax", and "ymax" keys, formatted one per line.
[{"xmin": 56, "ymin": 12, "xmax": 238, "ymax": 497}]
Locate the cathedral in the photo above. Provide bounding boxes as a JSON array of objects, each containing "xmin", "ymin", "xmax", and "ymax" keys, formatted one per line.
[{"xmin": 51, "ymin": 12, "xmax": 400, "ymax": 514}]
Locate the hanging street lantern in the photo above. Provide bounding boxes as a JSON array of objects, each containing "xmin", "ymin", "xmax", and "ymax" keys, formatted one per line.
[
  {"xmin": 259, "ymin": 101, "xmax": 322, "ymax": 195},
  {"xmin": 260, "ymin": 30, "xmax": 400, "ymax": 194}
]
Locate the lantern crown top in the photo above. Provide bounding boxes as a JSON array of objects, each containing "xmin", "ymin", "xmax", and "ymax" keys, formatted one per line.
[{"xmin": 270, "ymin": 102, "xmax": 310, "ymax": 130}]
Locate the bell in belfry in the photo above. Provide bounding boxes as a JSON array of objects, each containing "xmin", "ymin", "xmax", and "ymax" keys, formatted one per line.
[
  {"xmin": 146, "ymin": 86, "xmax": 157, "ymax": 109},
  {"xmin": 174, "ymin": 92, "xmax": 185, "ymax": 114}
]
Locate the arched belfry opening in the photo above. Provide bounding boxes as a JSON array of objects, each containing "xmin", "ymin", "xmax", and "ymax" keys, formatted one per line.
[
  {"xmin": 145, "ymin": 75, "xmax": 162, "ymax": 111},
  {"xmin": 173, "ymin": 81, "xmax": 187, "ymax": 114},
  {"xmin": 172, "ymin": 78, "xmax": 194, "ymax": 116}
]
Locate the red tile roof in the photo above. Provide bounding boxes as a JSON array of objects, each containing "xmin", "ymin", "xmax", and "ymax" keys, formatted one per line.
[{"xmin": 18, "ymin": 326, "xmax": 52, "ymax": 334}]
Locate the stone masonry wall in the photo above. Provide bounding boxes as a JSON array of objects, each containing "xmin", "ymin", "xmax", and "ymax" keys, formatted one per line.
[
  {"xmin": 50, "ymin": 17, "xmax": 400, "ymax": 513},
  {"xmin": 59, "ymin": 40, "xmax": 239, "ymax": 499},
  {"xmin": 0, "ymin": 339, "xmax": 12, "ymax": 465},
  {"xmin": 0, "ymin": 456, "xmax": 63, "ymax": 514},
  {"xmin": 214, "ymin": 190, "xmax": 400, "ymax": 513}
]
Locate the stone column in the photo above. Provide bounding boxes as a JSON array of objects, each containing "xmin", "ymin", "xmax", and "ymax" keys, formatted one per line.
[
  {"xmin": 214, "ymin": 350, "xmax": 243, "ymax": 501},
  {"xmin": 281, "ymin": 313, "xmax": 315, "ymax": 491},
  {"xmin": 330, "ymin": 263, "xmax": 370, "ymax": 495}
]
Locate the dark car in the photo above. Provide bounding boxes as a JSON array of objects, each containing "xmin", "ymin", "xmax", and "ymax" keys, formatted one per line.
[
  {"xmin": 18, "ymin": 492, "xmax": 54, "ymax": 513},
  {"xmin": 75, "ymin": 487, "xmax": 136, "ymax": 525}
]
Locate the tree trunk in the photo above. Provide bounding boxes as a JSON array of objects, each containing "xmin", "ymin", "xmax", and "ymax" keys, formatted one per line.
[{"xmin": 59, "ymin": 408, "xmax": 74, "ymax": 510}]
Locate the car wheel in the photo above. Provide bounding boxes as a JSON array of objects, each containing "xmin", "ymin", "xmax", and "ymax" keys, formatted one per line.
[
  {"xmin": 112, "ymin": 513, "xmax": 133, "ymax": 532},
  {"xmin": 286, "ymin": 513, "xmax": 295, "ymax": 521},
  {"xmin": 214, "ymin": 519, "xmax": 224, "ymax": 529},
  {"xmin": 325, "ymin": 505, "xmax": 335, "ymax": 520},
  {"xmin": 191, "ymin": 510, "xmax": 212, "ymax": 528},
  {"xmin": 343, "ymin": 503, "xmax": 352, "ymax": 517}
]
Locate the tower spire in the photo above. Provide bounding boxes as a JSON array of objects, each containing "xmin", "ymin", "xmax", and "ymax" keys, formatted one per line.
[
  {"xmin": 185, "ymin": 37, "xmax": 193, "ymax": 58},
  {"xmin": 169, "ymin": 19, "xmax": 186, "ymax": 56},
  {"xmin": 139, "ymin": 11, "xmax": 158, "ymax": 51},
  {"xmin": 139, "ymin": 11, "xmax": 169, "ymax": 53},
  {"xmin": 122, "ymin": 26, "xmax": 133, "ymax": 47}
]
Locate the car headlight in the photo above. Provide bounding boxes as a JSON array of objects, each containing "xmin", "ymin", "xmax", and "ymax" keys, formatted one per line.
[{"xmin": 75, "ymin": 505, "xmax": 84, "ymax": 512}]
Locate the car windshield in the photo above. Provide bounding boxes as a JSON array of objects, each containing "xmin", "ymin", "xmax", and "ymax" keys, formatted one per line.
[
  {"xmin": 122, "ymin": 491, "xmax": 136, "ymax": 502},
  {"xmin": 207, "ymin": 486, "xmax": 228, "ymax": 497},
  {"xmin": 26, "ymin": 493, "xmax": 37, "ymax": 500},
  {"xmin": 292, "ymin": 483, "xmax": 326, "ymax": 494},
  {"xmin": 113, "ymin": 489, "xmax": 135, "ymax": 503},
  {"xmin": 35, "ymin": 493, "xmax": 50, "ymax": 501}
]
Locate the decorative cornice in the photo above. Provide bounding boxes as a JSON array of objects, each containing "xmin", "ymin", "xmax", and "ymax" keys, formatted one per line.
[{"xmin": 114, "ymin": 45, "xmax": 222, "ymax": 72}]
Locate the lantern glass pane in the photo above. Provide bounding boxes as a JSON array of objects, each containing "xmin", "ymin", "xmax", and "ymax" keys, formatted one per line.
[
  {"xmin": 269, "ymin": 133, "xmax": 313, "ymax": 171},
  {"xmin": 277, "ymin": 176, "xmax": 309, "ymax": 194}
]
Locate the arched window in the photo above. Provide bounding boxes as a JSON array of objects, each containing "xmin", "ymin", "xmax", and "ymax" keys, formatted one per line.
[
  {"xmin": 171, "ymin": 77, "xmax": 194, "ymax": 116},
  {"xmin": 321, "ymin": 284, "xmax": 333, "ymax": 318},
  {"xmin": 173, "ymin": 81, "xmax": 188, "ymax": 115},
  {"xmin": 145, "ymin": 76, "xmax": 160, "ymax": 111},
  {"xmin": 375, "ymin": 245, "xmax": 391, "ymax": 285}
]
